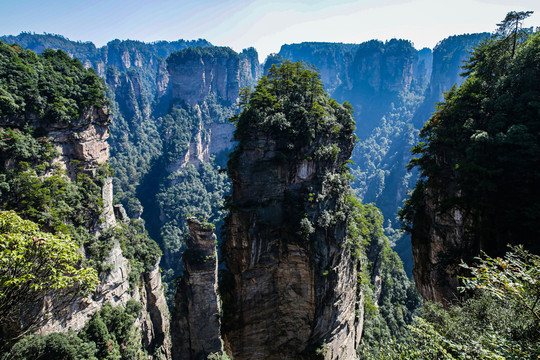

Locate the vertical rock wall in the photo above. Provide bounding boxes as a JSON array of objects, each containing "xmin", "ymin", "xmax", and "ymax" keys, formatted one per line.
[
  {"xmin": 172, "ymin": 218, "xmax": 222, "ymax": 360},
  {"xmin": 222, "ymin": 115, "xmax": 360, "ymax": 358},
  {"xmin": 14, "ymin": 105, "xmax": 173, "ymax": 359},
  {"xmin": 167, "ymin": 47, "xmax": 242, "ymax": 106}
]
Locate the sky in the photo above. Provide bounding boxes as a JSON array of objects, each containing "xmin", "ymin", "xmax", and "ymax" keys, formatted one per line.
[{"xmin": 1, "ymin": 0, "xmax": 539, "ymax": 61}]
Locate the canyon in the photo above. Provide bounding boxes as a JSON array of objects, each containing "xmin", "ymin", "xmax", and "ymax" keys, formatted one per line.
[{"xmin": 0, "ymin": 29, "xmax": 499, "ymax": 359}]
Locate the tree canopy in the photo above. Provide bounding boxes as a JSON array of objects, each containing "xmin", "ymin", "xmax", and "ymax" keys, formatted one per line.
[
  {"xmin": 0, "ymin": 211, "xmax": 99, "ymax": 348},
  {"xmin": 401, "ymin": 17, "xmax": 540, "ymax": 251},
  {"xmin": 0, "ymin": 41, "xmax": 108, "ymax": 124},
  {"xmin": 230, "ymin": 60, "xmax": 355, "ymax": 152}
]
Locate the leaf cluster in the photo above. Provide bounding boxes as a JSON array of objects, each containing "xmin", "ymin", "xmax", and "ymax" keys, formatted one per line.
[
  {"xmin": 230, "ymin": 60, "xmax": 355, "ymax": 154},
  {"xmin": 4, "ymin": 300, "xmax": 146, "ymax": 360},
  {"xmin": 0, "ymin": 211, "xmax": 98, "ymax": 347},
  {"xmin": 0, "ymin": 41, "xmax": 108, "ymax": 124}
]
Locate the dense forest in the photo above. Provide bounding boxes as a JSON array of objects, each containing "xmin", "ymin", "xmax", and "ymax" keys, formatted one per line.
[{"xmin": 0, "ymin": 10, "xmax": 539, "ymax": 360}]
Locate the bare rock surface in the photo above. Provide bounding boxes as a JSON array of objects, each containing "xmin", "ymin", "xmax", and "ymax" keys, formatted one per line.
[
  {"xmin": 172, "ymin": 218, "xmax": 222, "ymax": 360},
  {"xmin": 222, "ymin": 121, "xmax": 360, "ymax": 359}
]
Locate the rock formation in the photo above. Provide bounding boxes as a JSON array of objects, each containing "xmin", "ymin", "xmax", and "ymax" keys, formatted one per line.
[
  {"xmin": 172, "ymin": 218, "xmax": 222, "ymax": 360},
  {"xmin": 27, "ymin": 105, "xmax": 172, "ymax": 358},
  {"xmin": 0, "ymin": 82, "xmax": 171, "ymax": 357},
  {"xmin": 279, "ymin": 42, "xmax": 359, "ymax": 92},
  {"xmin": 167, "ymin": 47, "xmax": 242, "ymax": 106},
  {"xmin": 411, "ymin": 33, "xmax": 489, "ymax": 127},
  {"xmin": 221, "ymin": 63, "xmax": 360, "ymax": 359},
  {"xmin": 409, "ymin": 193, "xmax": 475, "ymax": 303}
]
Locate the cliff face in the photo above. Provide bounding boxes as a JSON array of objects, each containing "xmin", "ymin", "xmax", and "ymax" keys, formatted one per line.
[
  {"xmin": 32, "ymin": 107, "xmax": 171, "ymax": 358},
  {"xmin": 279, "ymin": 42, "xmax": 359, "ymax": 92},
  {"xmin": 409, "ymin": 193, "xmax": 475, "ymax": 303},
  {"xmin": 223, "ymin": 129, "xmax": 359, "ymax": 360},
  {"xmin": 239, "ymin": 47, "xmax": 262, "ymax": 89},
  {"xmin": 412, "ymin": 33, "xmax": 489, "ymax": 127},
  {"xmin": 222, "ymin": 63, "xmax": 360, "ymax": 359},
  {"xmin": 167, "ymin": 47, "xmax": 242, "ymax": 106},
  {"xmin": 223, "ymin": 134, "xmax": 359, "ymax": 360},
  {"xmin": 172, "ymin": 218, "xmax": 222, "ymax": 360},
  {"xmin": 406, "ymin": 32, "xmax": 540, "ymax": 304}
]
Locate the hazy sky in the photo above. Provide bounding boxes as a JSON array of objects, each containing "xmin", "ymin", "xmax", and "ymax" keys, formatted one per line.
[{"xmin": 1, "ymin": 0, "xmax": 539, "ymax": 61}]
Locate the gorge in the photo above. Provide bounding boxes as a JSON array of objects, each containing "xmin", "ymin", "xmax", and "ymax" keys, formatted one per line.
[{"xmin": 1, "ymin": 18, "xmax": 538, "ymax": 359}]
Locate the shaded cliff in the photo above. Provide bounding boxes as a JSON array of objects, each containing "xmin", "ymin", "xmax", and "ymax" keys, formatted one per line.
[
  {"xmin": 411, "ymin": 33, "xmax": 489, "ymax": 127},
  {"xmin": 402, "ymin": 31, "xmax": 540, "ymax": 303},
  {"xmin": 172, "ymin": 218, "xmax": 222, "ymax": 360},
  {"xmin": 222, "ymin": 62, "xmax": 360, "ymax": 359}
]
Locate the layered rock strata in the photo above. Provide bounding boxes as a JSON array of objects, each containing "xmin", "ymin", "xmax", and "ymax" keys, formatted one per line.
[
  {"xmin": 222, "ymin": 68, "xmax": 360, "ymax": 358},
  {"xmin": 172, "ymin": 218, "xmax": 222, "ymax": 360},
  {"xmin": 2, "ymin": 104, "xmax": 172, "ymax": 358},
  {"xmin": 223, "ymin": 136, "xmax": 360, "ymax": 359},
  {"xmin": 410, "ymin": 193, "xmax": 475, "ymax": 303},
  {"xmin": 167, "ymin": 47, "xmax": 241, "ymax": 106}
]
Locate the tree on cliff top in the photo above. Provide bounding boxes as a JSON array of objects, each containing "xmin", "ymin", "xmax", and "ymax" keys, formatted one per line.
[
  {"xmin": 400, "ymin": 14, "xmax": 540, "ymax": 250},
  {"xmin": 230, "ymin": 60, "xmax": 356, "ymax": 152},
  {"xmin": 0, "ymin": 211, "xmax": 98, "ymax": 349},
  {"xmin": 0, "ymin": 41, "xmax": 108, "ymax": 124}
]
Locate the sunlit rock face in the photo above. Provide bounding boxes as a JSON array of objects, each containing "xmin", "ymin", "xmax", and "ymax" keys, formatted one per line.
[{"xmin": 167, "ymin": 46, "xmax": 242, "ymax": 106}]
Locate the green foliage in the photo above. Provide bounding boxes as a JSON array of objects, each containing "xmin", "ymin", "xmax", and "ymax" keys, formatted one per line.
[
  {"xmin": 4, "ymin": 331, "xmax": 98, "ymax": 360},
  {"xmin": 401, "ymin": 22, "xmax": 540, "ymax": 249},
  {"xmin": 156, "ymin": 160, "xmax": 229, "ymax": 290},
  {"xmin": 233, "ymin": 61, "xmax": 354, "ymax": 149},
  {"xmin": 167, "ymin": 46, "xmax": 238, "ymax": 65},
  {"xmin": 79, "ymin": 301, "xmax": 144, "ymax": 360},
  {"xmin": 460, "ymin": 245, "xmax": 540, "ymax": 321},
  {"xmin": 207, "ymin": 352, "xmax": 231, "ymax": 360},
  {"xmin": 231, "ymin": 61, "xmax": 355, "ymax": 152},
  {"xmin": 4, "ymin": 300, "xmax": 146, "ymax": 360},
  {"xmin": 362, "ymin": 292, "xmax": 539, "ymax": 360},
  {"xmin": 117, "ymin": 220, "xmax": 162, "ymax": 287},
  {"xmin": 0, "ymin": 41, "xmax": 108, "ymax": 123},
  {"xmin": 0, "ymin": 211, "xmax": 98, "ymax": 347},
  {"xmin": 0, "ymin": 126, "xmax": 109, "ymax": 262},
  {"xmin": 349, "ymin": 200, "xmax": 421, "ymax": 358}
]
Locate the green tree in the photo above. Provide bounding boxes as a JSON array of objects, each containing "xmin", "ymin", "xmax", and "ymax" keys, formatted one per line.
[
  {"xmin": 460, "ymin": 245, "xmax": 540, "ymax": 321},
  {"xmin": 401, "ymin": 14, "xmax": 540, "ymax": 260},
  {"xmin": 496, "ymin": 11, "xmax": 534, "ymax": 57},
  {"xmin": 0, "ymin": 211, "xmax": 99, "ymax": 348}
]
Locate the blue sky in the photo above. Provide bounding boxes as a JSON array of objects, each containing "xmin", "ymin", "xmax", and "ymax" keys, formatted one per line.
[{"xmin": 1, "ymin": 0, "xmax": 539, "ymax": 61}]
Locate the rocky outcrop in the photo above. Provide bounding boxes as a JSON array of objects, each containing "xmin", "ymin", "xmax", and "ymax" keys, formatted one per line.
[
  {"xmin": 140, "ymin": 264, "xmax": 173, "ymax": 360},
  {"xmin": 279, "ymin": 42, "xmax": 358, "ymax": 92},
  {"xmin": 348, "ymin": 39, "xmax": 418, "ymax": 94},
  {"xmin": 222, "ymin": 82, "xmax": 360, "ymax": 358},
  {"xmin": 167, "ymin": 121, "xmax": 235, "ymax": 172},
  {"xmin": 39, "ymin": 240, "xmax": 131, "ymax": 334},
  {"xmin": 167, "ymin": 47, "xmax": 241, "ymax": 106},
  {"xmin": 410, "ymin": 192, "xmax": 476, "ymax": 303},
  {"xmin": 40, "ymin": 244, "xmax": 172, "ymax": 358},
  {"xmin": 18, "ymin": 105, "xmax": 173, "ymax": 357},
  {"xmin": 172, "ymin": 218, "xmax": 222, "ymax": 360},
  {"xmin": 408, "ymin": 33, "xmax": 492, "ymax": 303},
  {"xmin": 239, "ymin": 47, "xmax": 262, "ymax": 88}
]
